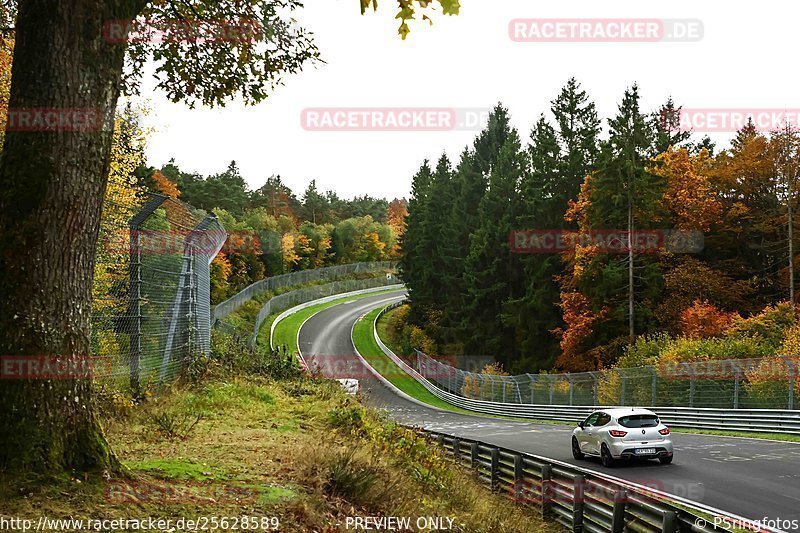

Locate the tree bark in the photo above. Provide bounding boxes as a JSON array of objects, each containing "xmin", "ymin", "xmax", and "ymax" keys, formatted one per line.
[{"xmin": 0, "ymin": 0, "xmax": 144, "ymax": 473}]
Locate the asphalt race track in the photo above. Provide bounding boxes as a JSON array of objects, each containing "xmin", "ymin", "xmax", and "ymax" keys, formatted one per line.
[{"xmin": 298, "ymin": 290, "xmax": 800, "ymax": 525}]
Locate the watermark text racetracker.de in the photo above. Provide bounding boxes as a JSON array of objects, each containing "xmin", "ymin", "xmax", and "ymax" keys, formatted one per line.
[
  {"xmin": 660, "ymin": 108, "xmax": 800, "ymax": 133},
  {"xmin": 509, "ymin": 18, "xmax": 703, "ymax": 42},
  {"xmin": 509, "ymin": 229, "xmax": 705, "ymax": 255},
  {"xmin": 301, "ymin": 108, "xmax": 490, "ymax": 132}
]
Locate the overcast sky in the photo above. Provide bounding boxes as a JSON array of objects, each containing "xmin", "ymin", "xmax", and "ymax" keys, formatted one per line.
[{"xmin": 139, "ymin": 0, "xmax": 798, "ymax": 200}]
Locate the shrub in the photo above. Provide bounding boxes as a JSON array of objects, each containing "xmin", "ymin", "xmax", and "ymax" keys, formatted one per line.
[
  {"xmin": 659, "ymin": 335, "xmax": 772, "ymax": 365},
  {"xmin": 207, "ymin": 330, "xmax": 301, "ymax": 380},
  {"xmin": 149, "ymin": 409, "xmax": 203, "ymax": 441},
  {"xmin": 727, "ymin": 302, "xmax": 796, "ymax": 349},
  {"xmin": 386, "ymin": 304, "xmax": 410, "ymax": 343},
  {"xmin": 617, "ymin": 333, "xmax": 673, "ymax": 368},
  {"xmin": 679, "ymin": 300, "xmax": 739, "ymax": 339},
  {"xmin": 327, "ymin": 405, "xmax": 366, "ymax": 434}
]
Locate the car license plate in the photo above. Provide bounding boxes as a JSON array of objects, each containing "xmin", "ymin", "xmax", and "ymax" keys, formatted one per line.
[{"xmin": 635, "ymin": 448, "xmax": 656, "ymax": 455}]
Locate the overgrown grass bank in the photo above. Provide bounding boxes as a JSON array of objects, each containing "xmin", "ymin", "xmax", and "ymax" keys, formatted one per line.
[{"xmin": 0, "ymin": 334, "xmax": 556, "ymax": 532}]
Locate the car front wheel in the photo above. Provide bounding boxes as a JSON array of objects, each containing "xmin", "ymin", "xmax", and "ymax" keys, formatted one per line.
[
  {"xmin": 572, "ymin": 437, "xmax": 584, "ymax": 460},
  {"xmin": 659, "ymin": 455, "xmax": 673, "ymax": 464},
  {"xmin": 601, "ymin": 444, "xmax": 615, "ymax": 467}
]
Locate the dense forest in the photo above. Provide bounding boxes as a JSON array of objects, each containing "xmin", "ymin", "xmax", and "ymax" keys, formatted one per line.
[
  {"xmin": 135, "ymin": 162, "xmax": 408, "ymax": 303},
  {"xmin": 399, "ymin": 79, "xmax": 800, "ymax": 374}
]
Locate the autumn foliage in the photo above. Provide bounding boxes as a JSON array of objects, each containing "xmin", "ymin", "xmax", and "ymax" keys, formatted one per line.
[{"xmin": 678, "ymin": 300, "xmax": 739, "ymax": 339}]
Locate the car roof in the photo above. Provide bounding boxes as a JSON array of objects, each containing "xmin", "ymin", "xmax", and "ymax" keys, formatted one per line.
[{"xmin": 594, "ymin": 408, "xmax": 657, "ymax": 417}]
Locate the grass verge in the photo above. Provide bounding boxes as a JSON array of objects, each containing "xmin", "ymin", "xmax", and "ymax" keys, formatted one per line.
[{"xmin": 270, "ymin": 288, "xmax": 401, "ymax": 353}]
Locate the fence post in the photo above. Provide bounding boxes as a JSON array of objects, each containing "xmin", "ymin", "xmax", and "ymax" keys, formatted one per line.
[
  {"xmin": 541, "ymin": 464, "xmax": 553, "ymax": 519},
  {"xmin": 620, "ymin": 373, "xmax": 626, "ymax": 407},
  {"xmin": 453, "ymin": 438, "xmax": 460, "ymax": 462},
  {"xmin": 592, "ymin": 374, "xmax": 599, "ymax": 406},
  {"xmin": 490, "ymin": 447, "xmax": 500, "ymax": 491},
  {"xmin": 572, "ymin": 474, "xmax": 585, "ymax": 532},
  {"xmin": 128, "ymin": 226, "xmax": 142, "ymax": 396},
  {"xmin": 683, "ymin": 363, "xmax": 695, "ymax": 407},
  {"xmin": 734, "ymin": 368, "xmax": 740, "ymax": 409},
  {"xmin": 502, "ymin": 377, "xmax": 507, "ymax": 403},
  {"xmin": 568, "ymin": 376, "xmax": 574, "ymax": 406},
  {"xmin": 611, "ymin": 489, "xmax": 627, "ymax": 533},
  {"xmin": 513, "ymin": 454, "xmax": 524, "ymax": 503},
  {"xmin": 470, "ymin": 442, "xmax": 479, "ymax": 468},
  {"xmin": 651, "ymin": 366, "xmax": 657, "ymax": 407},
  {"xmin": 787, "ymin": 359, "xmax": 796, "ymax": 410},
  {"xmin": 549, "ymin": 381, "xmax": 554, "ymax": 405},
  {"xmin": 661, "ymin": 511, "xmax": 678, "ymax": 533}
]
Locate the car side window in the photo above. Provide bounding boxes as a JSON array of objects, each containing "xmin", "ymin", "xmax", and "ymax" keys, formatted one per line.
[
  {"xmin": 584, "ymin": 413, "xmax": 600, "ymax": 426},
  {"xmin": 595, "ymin": 413, "xmax": 611, "ymax": 426}
]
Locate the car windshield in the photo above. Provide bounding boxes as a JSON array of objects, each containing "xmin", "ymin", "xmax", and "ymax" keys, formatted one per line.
[{"xmin": 618, "ymin": 414, "xmax": 659, "ymax": 428}]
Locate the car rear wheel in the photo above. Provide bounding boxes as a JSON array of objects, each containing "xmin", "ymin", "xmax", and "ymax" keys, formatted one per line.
[
  {"xmin": 601, "ymin": 444, "xmax": 615, "ymax": 467},
  {"xmin": 572, "ymin": 437, "xmax": 584, "ymax": 460},
  {"xmin": 659, "ymin": 455, "xmax": 673, "ymax": 464}
]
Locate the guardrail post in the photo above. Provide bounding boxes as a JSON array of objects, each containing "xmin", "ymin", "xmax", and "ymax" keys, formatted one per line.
[
  {"xmin": 541, "ymin": 464, "xmax": 553, "ymax": 519},
  {"xmin": 470, "ymin": 442, "xmax": 479, "ymax": 468},
  {"xmin": 611, "ymin": 489, "xmax": 627, "ymax": 533},
  {"xmin": 513, "ymin": 454, "xmax": 524, "ymax": 503},
  {"xmin": 572, "ymin": 474, "xmax": 585, "ymax": 533},
  {"xmin": 453, "ymin": 438, "xmax": 461, "ymax": 461},
  {"xmin": 490, "ymin": 448, "xmax": 500, "ymax": 491},
  {"xmin": 661, "ymin": 511, "xmax": 678, "ymax": 533}
]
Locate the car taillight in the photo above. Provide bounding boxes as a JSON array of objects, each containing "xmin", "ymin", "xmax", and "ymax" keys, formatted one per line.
[
  {"xmin": 609, "ymin": 430, "xmax": 627, "ymax": 437},
  {"xmin": 659, "ymin": 427, "xmax": 670, "ymax": 435}
]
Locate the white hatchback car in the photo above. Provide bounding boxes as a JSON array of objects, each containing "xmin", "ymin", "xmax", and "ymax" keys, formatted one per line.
[{"xmin": 571, "ymin": 408, "xmax": 674, "ymax": 467}]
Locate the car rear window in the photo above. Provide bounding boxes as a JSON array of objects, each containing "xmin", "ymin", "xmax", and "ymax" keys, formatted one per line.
[{"xmin": 618, "ymin": 414, "xmax": 659, "ymax": 428}]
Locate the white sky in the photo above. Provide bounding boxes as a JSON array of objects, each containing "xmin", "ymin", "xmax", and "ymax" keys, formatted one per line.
[{"xmin": 139, "ymin": 0, "xmax": 798, "ymax": 200}]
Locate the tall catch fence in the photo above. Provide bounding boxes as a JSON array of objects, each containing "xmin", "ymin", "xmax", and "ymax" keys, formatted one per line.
[
  {"xmin": 414, "ymin": 350, "xmax": 799, "ymax": 410},
  {"xmin": 91, "ymin": 193, "xmax": 227, "ymax": 394},
  {"xmin": 213, "ymin": 261, "xmax": 396, "ymax": 322}
]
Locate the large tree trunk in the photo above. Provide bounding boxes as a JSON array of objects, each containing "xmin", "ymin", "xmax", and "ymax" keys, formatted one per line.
[{"xmin": 0, "ymin": 0, "xmax": 143, "ymax": 473}]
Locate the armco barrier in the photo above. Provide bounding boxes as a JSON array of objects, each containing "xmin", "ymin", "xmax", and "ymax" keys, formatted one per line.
[
  {"xmin": 212, "ymin": 261, "xmax": 396, "ymax": 321},
  {"xmin": 422, "ymin": 429, "xmax": 760, "ymax": 533},
  {"xmin": 372, "ymin": 303, "xmax": 800, "ymax": 435}
]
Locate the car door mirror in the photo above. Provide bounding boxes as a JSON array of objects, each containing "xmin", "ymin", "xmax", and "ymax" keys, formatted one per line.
[{"xmin": 578, "ymin": 421, "xmax": 584, "ymax": 429}]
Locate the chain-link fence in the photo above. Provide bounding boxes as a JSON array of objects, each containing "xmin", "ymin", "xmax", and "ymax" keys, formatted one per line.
[
  {"xmin": 212, "ymin": 261, "xmax": 397, "ymax": 322},
  {"xmin": 91, "ymin": 193, "xmax": 227, "ymax": 394},
  {"xmin": 414, "ymin": 350, "xmax": 799, "ymax": 410}
]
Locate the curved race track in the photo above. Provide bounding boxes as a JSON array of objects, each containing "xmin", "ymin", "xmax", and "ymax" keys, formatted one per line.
[{"xmin": 298, "ymin": 290, "xmax": 800, "ymax": 525}]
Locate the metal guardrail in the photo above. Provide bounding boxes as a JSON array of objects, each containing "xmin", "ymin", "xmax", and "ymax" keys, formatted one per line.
[
  {"xmin": 372, "ymin": 304, "xmax": 800, "ymax": 435},
  {"xmin": 212, "ymin": 261, "xmax": 396, "ymax": 321},
  {"xmin": 422, "ymin": 429, "xmax": 742, "ymax": 533}
]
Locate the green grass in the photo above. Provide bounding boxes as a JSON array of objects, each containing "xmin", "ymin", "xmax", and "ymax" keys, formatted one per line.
[
  {"xmin": 353, "ymin": 307, "xmax": 563, "ymax": 424},
  {"xmin": 270, "ymin": 288, "xmax": 401, "ymax": 353},
  {"xmin": 352, "ymin": 308, "xmax": 475, "ymax": 412}
]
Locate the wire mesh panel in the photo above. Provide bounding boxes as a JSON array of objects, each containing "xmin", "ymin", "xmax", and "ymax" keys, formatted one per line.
[
  {"xmin": 413, "ymin": 349, "xmax": 799, "ymax": 410},
  {"xmin": 91, "ymin": 193, "xmax": 226, "ymax": 394},
  {"xmin": 213, "ymin": 261, "xmax": 397, "ymax": 322}
]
